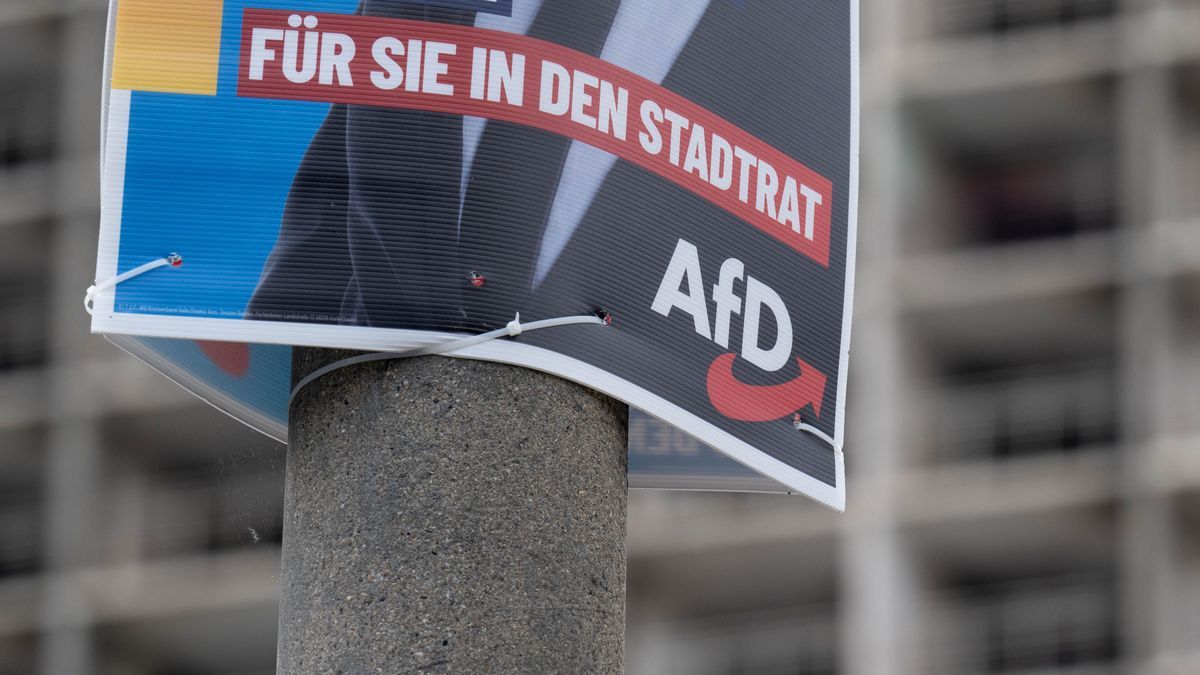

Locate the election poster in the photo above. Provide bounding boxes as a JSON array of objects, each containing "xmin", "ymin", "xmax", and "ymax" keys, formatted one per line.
[{"xmin": 93, "ymin": 0, "xmax": 858, "ymax": 509}]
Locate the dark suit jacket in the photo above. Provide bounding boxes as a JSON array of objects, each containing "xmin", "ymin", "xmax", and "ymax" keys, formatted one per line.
[{"xmin": 247, "ymin": 0, "xmax": 620, "ymax": 331}]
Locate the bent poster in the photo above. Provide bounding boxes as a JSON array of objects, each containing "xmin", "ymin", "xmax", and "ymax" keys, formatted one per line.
[{"xmin": 93, "ymin": 0, "xmax": 858, "ymax": 509}]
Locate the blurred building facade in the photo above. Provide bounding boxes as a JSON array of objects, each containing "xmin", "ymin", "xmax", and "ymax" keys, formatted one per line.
[{"xmin": 1, "ymin": 0, "xmax": 1199, "ymax": 673}]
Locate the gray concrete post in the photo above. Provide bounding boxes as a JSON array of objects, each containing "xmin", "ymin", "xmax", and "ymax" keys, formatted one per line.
[{"xmin": 279, "ymin": 349, "xmax": 628, "ymax": 673}]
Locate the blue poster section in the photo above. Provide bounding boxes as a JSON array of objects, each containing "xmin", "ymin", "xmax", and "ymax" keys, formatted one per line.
[{"xmin": 114, "ymin": 0, "xmax": 358, "ymax": 317}]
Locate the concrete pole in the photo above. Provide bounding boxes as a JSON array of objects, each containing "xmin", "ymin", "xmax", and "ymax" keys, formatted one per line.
[{"xmin": 279, "ymin": 349, "xmax": 628, "ymax": 673}]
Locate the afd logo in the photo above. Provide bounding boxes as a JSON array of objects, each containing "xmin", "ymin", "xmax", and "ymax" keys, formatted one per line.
[
  {"xmin": 409, "ymin": 0, "xmax": 513, "ymax": 16},
  {"xmin": 652, "ymin": 239, "xmax": 828, "ymax": 424}
]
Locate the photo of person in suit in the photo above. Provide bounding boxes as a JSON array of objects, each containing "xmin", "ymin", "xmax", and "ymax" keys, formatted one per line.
[
  {"xmin": 245, "ymin": 0, "xmax": 852, "ymax": 480},
  {"xmin": 248, "ymin": 0, "xmax": 721, "ymax": 331}
]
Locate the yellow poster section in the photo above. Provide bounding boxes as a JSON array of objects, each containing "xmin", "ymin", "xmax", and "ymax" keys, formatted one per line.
[{"xmin": 112, "ymin": 0, "xmax": 224, "ymax": 96}]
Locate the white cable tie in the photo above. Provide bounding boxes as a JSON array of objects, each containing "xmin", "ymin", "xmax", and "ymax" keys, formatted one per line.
[
  {"xmin": 794, "ymin": 422, "xmax": 840, "ymax": 454},
  {"xmin": 289, "ymin": 313, "xmax": 606, "ymax": 407},
  {"xmin": 85, "ymin": 253, "xmax": 183, "ymax": 315}
]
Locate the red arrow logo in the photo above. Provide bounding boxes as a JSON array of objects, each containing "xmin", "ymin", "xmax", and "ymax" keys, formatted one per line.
[{"xmin": 706, "ymin": 353, "xmax": 828, "ymax": 422}]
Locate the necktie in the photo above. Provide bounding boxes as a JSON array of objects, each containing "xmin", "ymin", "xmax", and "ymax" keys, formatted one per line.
[
  {"xmin": 455, "ymin": 0, "xmax": 623, "ymax": 330},
  {"xmin": 532, "ymin": 0, "xmax": 711, "ymax": 288},
  {"xmin": 342, "ymin": 2, "xmax": 477, "ymax": 330}
]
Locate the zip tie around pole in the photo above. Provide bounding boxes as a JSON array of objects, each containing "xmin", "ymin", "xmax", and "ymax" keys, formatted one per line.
[
  {"xmin": 794, "ymin": 418, "xmax": 840, "ymax": 453},
  {"xmin": 288, "ymin": 312, "xmax": 605, "ymax": 407},
  {"xmin": 84, "ymin": 253, "xmax": 183, "ymax": 315},
  {"xmin": 85, "ymin": 259, "xmax": 840, "ymax": 454},
  {"xmin": 293, "ymin": 313, "xmax": 842, "ymax": 454}
]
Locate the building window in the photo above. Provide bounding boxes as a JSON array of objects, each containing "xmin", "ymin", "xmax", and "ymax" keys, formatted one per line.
[
  {"xmin": 0, "ymin": 19, "xmax": 59, "ymax": 168},
  {"xmin": 960, "ymin": 149, "xmax": 1113, "ymax": 245},
  {"xmin": 1168, "ymin": 62, "xmax": 1200, "ymax": 222},
  {"xmin": 902, "ymin": 78, "xmax": 1115, "ymax": 253},
  {"xmin": 100, "ymin": 409, "xmax": 286, "ymax": 560},
  {"xmin": 0, "ymin": 221, "xmax": 50, "ymax": 372},
  {"xmin": 0, "ymin": 427, "xmax": 44, "ymax": 577},
  {"xmin": 935, "ymin": 363, "xmax": 1118, "ymax": 462},
  {"xmin": 935, "ymin": 0, "xmax": 1116, "ymax": 36},
  {"xmin": 975, "ymin": 577, "xmax": 1117, "ymax": 671}
]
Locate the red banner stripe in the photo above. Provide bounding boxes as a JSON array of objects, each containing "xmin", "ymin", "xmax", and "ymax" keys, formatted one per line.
[{"xmin": 237, "ymin": 10, "xmax": 834, "ymax": 266}]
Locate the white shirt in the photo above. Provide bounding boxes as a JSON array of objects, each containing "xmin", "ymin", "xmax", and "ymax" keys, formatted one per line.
[{"xmin": 458, "ymin": 0, "xmax": 713, "ymax": 287}]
